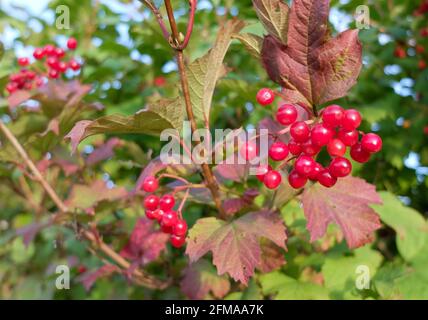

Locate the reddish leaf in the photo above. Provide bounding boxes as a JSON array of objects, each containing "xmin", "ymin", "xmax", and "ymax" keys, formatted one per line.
[
  {"xmin": 302, "ymin": 177, "xmax": 382, "ymax": 249},
  {"xmin": 258, "ymin": 240, "xmax": 286, "ymax": 273},
  {"xmin": 181, "ymin": 259, "xmax": 230, "ymax": 300},
  {"xmin": 86, "ymin": 138, "xmax": 122, "ymax": 166},
  {"xmin": 7, "ymin": 90, "xmax": 33, "ymax": 110},
  {"xmin": 78, "ymin": 264, "xmax": 119, "ymax": 291},
  {"xmin": 186, "ymin": 210, "xmax": 287, "ymax": 284},
  {"xmin": 260, "ymin": 0, "xmax": 362, "ymax": 106},
  {"xmin": 214, "ymin": 155, "xmax": 248, "ymax": 183},
  {"xmin": 120, "ymin": 218, "xmax": 169, "ymax": 265},
  {"xmin": 16, "ymin": 219, "xmax": 53, "ymax": 247},
  {"xmin": 223, "ymin": 189, "xmax": 259, "ymax": 216}
]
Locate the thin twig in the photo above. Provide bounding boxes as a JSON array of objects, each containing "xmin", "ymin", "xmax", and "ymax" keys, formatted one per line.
[
  {"xmin": 140, "ymin": 0, "xmax": 170, "ymax": 40},
  {"xmin": 0, "ymin": 121, "xmax": 169, "ymax": 290}
]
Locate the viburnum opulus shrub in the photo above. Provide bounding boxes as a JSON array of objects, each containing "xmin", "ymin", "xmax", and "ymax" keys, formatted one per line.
[{"xmin": 7, "ymin": 0, "xmax": 426, "ymax": 299}]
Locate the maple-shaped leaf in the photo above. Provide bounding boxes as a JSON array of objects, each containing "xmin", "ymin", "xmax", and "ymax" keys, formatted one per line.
[
  {"xmin": 257, "ymin": 240, "xmax": 286, "ymax": 273},
  {"xmin": 260, "ymin": 0, "xmax": 362, "ymax": 107},
  {"xmin": 253, "ymin": 0, "xmax": 289, "ymax": 43},
  {"xmin": 180, "ymin": 259, "xmax": 230, "ymax": 300},
  {"xmin": 223, "ymin": 189, "xmax": 259, "ymax": 217},
  {"xmin": 120, "ymin": 218, "xmax": 169, "ymax": 265},
  {"xmin": 186, "ymin": 210, "xmax": 287, "ymax": 284},
  {"xmin": 302, "ymin": 177, "xmax": 382, "ymax": 249}
]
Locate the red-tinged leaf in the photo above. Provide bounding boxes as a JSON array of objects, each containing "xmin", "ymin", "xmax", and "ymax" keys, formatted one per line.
[
  {"xmin": 181, "ymin": 259, "xmax": 231, "ymax": 300},
  {"xmin": 214, "ymin": 155, "xmax": 247, "ymax": 183},
  {"xmin": 186, "ymin": 210, "xmax": 287, "ymax": 284},
  {"xmin": 223, "ymin": 189, "xmax": 259, "ymax": 216},
  {"xmin": 120, "ymin": 218, "xmax": 169, "ymax": 265},
  {"xmin": 65, "ymin": 180, "xmax": 128, "ymax": 210},
  {"xmin": 258, "ymin": 240, "xmax": 286, "ymax": 273},
  {"xmin": 302, "ymin": 176, "xmax": 383, "ymax": 249},
  {"xmin": 16, "ymin": 219, "xmax": 53, "ymax": 247},
  {"xmin": 86, "ymin": 138, "xmax": 123, "ymax": 166},
  {"xmin": 253, "ymin": 0, "xmax": 289, "ymax": 43},
  {"xmin": 260, "ymin": 0, "xmax": 362, "ymax": 107},
  {"xmin": 77, "ymin": 264, "xmax": 119, "ymax": 291},
  {"xmin": 7, "ymin": 90, "xmax": 33, "ymax": 110}
]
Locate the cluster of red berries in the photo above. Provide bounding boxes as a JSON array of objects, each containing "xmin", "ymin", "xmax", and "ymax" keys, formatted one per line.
[
  {"xmin": 414, "ymin": 0, "xmax": 428, "ymax": 16},
  {"xmin": 244, "ymin": 88, "xmax": 383, "ymax": 190},
  {"xmin": 5, "ymin": 38, "xmax": 80, "ymax": 94},
  {"xmin": 140, "ymin": 176, "xmax": 187, "ymax": 248}
]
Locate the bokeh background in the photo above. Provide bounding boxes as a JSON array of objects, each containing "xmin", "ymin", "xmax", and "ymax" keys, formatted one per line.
[{"xmin": 0, "ymin": 0, "xmax": 427, "ymax": 299}]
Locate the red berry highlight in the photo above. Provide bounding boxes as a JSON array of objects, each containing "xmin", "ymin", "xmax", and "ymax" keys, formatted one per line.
[
  {"xmin": 276, "ymin": 104, "xmax": 297, "ymax": 125},
  {"xmin": 327, "ymin": 139, "xmax": 346, "ymax": 157},
  {"xmin": 263, "ymin": 170, "xmax": 282, "ymax": 189},
  {"xmin": 256, "ymin": 88, "xmax": 275, "ymax": 106},
  {"xmin": 269, "ymin": 142, "xmax": 289, "ymax": 161},
  {"xmin": 159, "ymin": 194, "xmax": 175, "ymax": 211},
  {"xmin": 329, "ymin": 157, "xmax": 352, "ymax": 178},
  {"xmin": 288, "ymin": 170, "xmax": 308, "ymax": 189},
  {"xmin": 342, "ymin": 109, "xmax": 362, "ymax": 130},
  {"xmin": 361, "ymin": 133, "xmax": 382, "ymax": 153},
  {"xmin": 141, "ymin": 176, "xmax": 159, "ymax": 193},
  {"xmin": 67, "ymin": 37, "xmax": 78, "ymax": 50},
  {"xmin": 290, "ymin": 121, "xmax": 310, "ymax": 142}
]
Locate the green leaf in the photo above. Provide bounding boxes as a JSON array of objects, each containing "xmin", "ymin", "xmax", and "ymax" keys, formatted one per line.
[
  {"xmin": 65, "ymin": 97, "xmax": 183, "ymax": 152},
  {"xmin": 232, "ymin": 33, "xmax": 264, "ymax": 59},
  {"xmin": 187, "ymin": 19, "xmax": 245, "ymax": 124},
  {"xmin": 372, "ymin": 191, "xmax": 428, "ymax": 262},
  {"xmin": 260, "ymin": 271, "xmax": 329, "ymax": 299},
  {"xmin": 252, "ymin": 0, "xmax": 289, "ymax": 43}
]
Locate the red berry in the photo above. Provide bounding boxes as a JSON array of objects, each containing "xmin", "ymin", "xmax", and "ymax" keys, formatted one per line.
[
  {"xmin": 416, "ymin": 45, "xmax": 425, "ymax": 54},
  {"xmin": 288, "ymin": 170, "xmax": 307, "ymax": 189},
  {"xmin": 288, "ymin": 139, "xmax": 302, "ymax": 155},
  {"xmin": 424, "ymin": 126, "xmax": 428, "ymax": 135},
  {"xmin": 300, "ymin": 139, "xmax": 321, "ymax": 156},
  {"xmin": 256, "ymin": 88, "xmax": 275, "ymax": 106},
  {"xmin": 18, "ymin": 57, "xmax": 29, "ymax": 66},
  {"xmin": 5, "ymin": 82, "xmax": 18, "ymax": 94},
  {"xmin": 256, "ymin": 164, "xmax": 272, "ymax": 182},
  {"xmin": 48, "ymin": 69, "xmax": 59, "ymax": 79},
  {"xmin": 35, "ymin": 77, "xmax": 44, "ymax": 87},
  {"xmin": 54, "ymin": 47, "xmax": 65, "ymax": 58},
  {"xmin": 173, "ymin": 219, "xmax": 188, "ymax": 236},
  {"xmin": 240, "ymin": 141, "xmax": 258, "ymax": 161},
  {"xmin": 317, "ymin": 169, "xmax": 337, "ymax": 188},
  {"xmin": 43, "ymin": 44, "xmax": 55, "ymax": 56},
  {"xmin": 294, "ymin": 155, "xmax": 316, "ymax": 177},
  {"xmin": 67, "ymin": 37, "xmax": 78, "ymax": 50},
  {"xmin": 307, "ymin": 162, "xmax": 323, "ymax": 181},
  {"xmin": 154, "ymin": 76, "xmax": 166, "ymax": 87},
  {"xmin": 342, "ymin": 109, "xmax": 362, "ymax": 130},
  {"xmin": 69, "ymin": 59, "xmax": 81, "ymax": 71},
  {"xmin": 327, "ymin": 139, "xmax": 346, "ymax": 157},
  {"xmin": 57, "ymin": 61, "xmax": 68, "ymax": 73},
  {"xmin": 159, "ymin": 194, "xmax": 175, "ymax": 211},
  {"xmin": 33, "ymin": 48, "xmax": 44, "ymax": 60},
  {"xmin": 419, "ymin": 60, "xmax": 427, "ymax": 70},
  {"xmin": 329, "ymin": 157, "xmax": 352, "ymax": 178},
  {"xmin": 322, "ymin": 105, "xmax": 344, "ymax": 128},
  {"xmin": 276, "ymin": 104, "xmax": 297, "ymax": 125},
  {"xmin": 161, "ymin": 210, "xmax": 178, "ymax": 228},
  {"xmin": 161, "ymin": 223, "xmax": 173, "ymax": 234},
  {"xmin": 141, "ymin": 176, "xmax": 159, "ymax": 193},
  {"xmin": 26, "ymin": 71, "xmax": 36, "ymax": 80},
  {"xmin": 338, "ymin": 129, "xmax": 359, "ymax": 146},
  {"xmin": 361, "ymin": 133, "xmax": 382, "ymax": 153},
  {"xmin": 290, "ymin": 121, "xmax": 310, "ymax": 142},
  {"xmin": 263, "ymin": 170, "xmax": 282, "ymax": 189},
  {"xmin": 145, "ymin": 210, "xmax": 158, "ymax": 220},
  {"xmin": 311, "ymin": 124, "xmax": 334, "ymax": 146},
  {"xmin": 144, "ymin": 195, "xmax": 159, "ymax": 211},
  {"xmin": 154, "ymin": 209, "xmax": 165, "ymax": 222},
  {"xmin": 170, "ymin": 234, "xmax": 186, "ymax": 248},
  {"xmin": 47, "ymin": 57, "xmax": 59, "ymax": 69},
  {"xmin": 269, "ymin": 142, "xmax": 289, "ymax": 161},
  {"xmin": 350, "ymin": 143, "xmax": 371, "ymax": 163}
]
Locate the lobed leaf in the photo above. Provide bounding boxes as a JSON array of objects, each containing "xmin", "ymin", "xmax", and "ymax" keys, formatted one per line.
[{"xmin": 253, "ymin": 0, "xmax": 289, "ymax": 43}]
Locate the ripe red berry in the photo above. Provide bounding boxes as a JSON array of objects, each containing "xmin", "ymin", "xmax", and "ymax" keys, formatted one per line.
[
  {"xmin": 256, "ymin": 164, "xmax": 272, "ymax": 182},
  {"xmin": 141, "ymin": 176, "xmax": 159, "ymax": 193},
  {"xmin": 361, "ymin": 133, "xmax": 382, "ymax": 153},
  {"xmin": 269, "ymin": 142, "xmax": 289, "ymax": 161},
  {"xmin": 307, "ymin": 162, "xmax": 323, "ymax": 181},
  {"xmin": 18, "ymin": 57, "xmax": 29, "ymax": 66},
  {"xmin": 288, "ymin": 170, "xmax": 307, "ymax": 189},
  {"xmin": 418, "ymin": 60, "xmax": 427, "ymax": 70},
  {"xmin": 33, "ymin": 48, "xmax": 44, "ymax": 60},
  {"xmin": 170, "ymin": 234, "xmax": 186, "ymax": 248},
  {"xmin": 48, "ymin": 69, "xmax": 59, "ymax": 79},
  {"xmin": 154, "ymin": 76, "xmax": 166, "ymax": 87},
  {"xmin": 57, "ymin": 61, "xmax": 68, "ymax": 73},
  {"xmin": 173, "ymin": 219, "xmax": 188, "ymax": 236},
  {"xmin": 288, "ymin": 139, "xmax": 302, "ymax": 155},
  {"xmin": 159, "ymin": 194, "xmax": 175, "ymax": 211},
  {"xmin": 327, "ymin": 139, "xmax": 346, "ymax": 157},
  {"xmin": 338, "ymin": 129, "xmax": 359, "ymax": 146},
  {"xmin": 161, "ymin": 223, "xmax": 173, "ymax": 234},
  {"xmin": 145, "ymin": 210, "xmax": 158, "ymax": 220},
  {"xmin": 350, "ymin": 143, "xmax": 371, "ymax": 163},
  {"xmin": 5, "ymin": 82, "xmax": 18, "ymax": 94},
  {"xmin": 161, "ymin": 210, "xmax": 178, "ymax": 228},
  {"xmin": 240, "ymin": 141, "xmax": 258, "ymax": 161},
  {"xmin": 317, "ymin": 169, "xmax": 337, "ymax": 188},
  {"xmin": 144, "ymin": 195, "xmax": 159, "ymax": 211},
  {"xmin": 35, "ymin": 77, "xmax": 44, "ymax": 87},
  {"xmin": 329, "ymin": 157, "xmax": 352, "ymax": 178},
  {"xmin": 43, "ymin": 44, "xmax": 55, "ymax": 56},
  {"xmin": 290, "ymin": 121, "xmax": 310, "ymax": 142},
  {"xmin": 276, "ymin": 104, "xmax": 297, "ymax": 125},
  {"xmin": 311, "ymin": 124, "xmax": 334, "ymax": 146},
  {"xmin": 416, "ymin": 45, "xmax": 425, "ymax": 54},
  {"xmin": 256, "ymin": 88, "xmax": 275, "ymax": 106},
  {"xmin": 54, "ymin": 47, "xmax": 65, "ymax": 58},
  {"xmin": 67, "ymin": 37, "xmax": 78, "ymax": 50},
  {"xmin": 263, "ymin": 170, "xmax": 282, "ymax": 189},
  {"xmin": 69, "ymin": 59, "xmax": 81, "ymax": 71},
  {"xmin": 322, "ymin": 105, "xmax": 344, "ymax": 128},
  {"xmin": 342, "ymin": 109, "xmax": 362, "ymax": 130},
  {"xmin": 300, "ymin": 139, "xmax": 321, "ymax": 156},
  {"xmin": 154, "ymin": 209, "xmax": 165, "ymax": 222},
  {"xmin": 47, "ymin": 57, "xmax": 59, "ymax": 69},
  {"xmin": 295, "ymin": 155, "xmax": 316, "ymax": 177}
]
